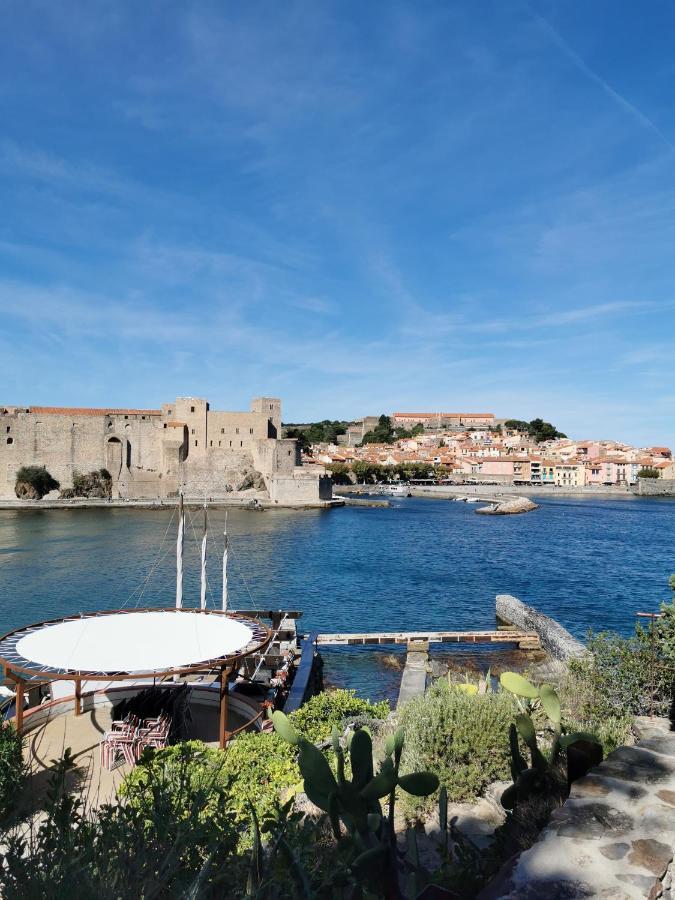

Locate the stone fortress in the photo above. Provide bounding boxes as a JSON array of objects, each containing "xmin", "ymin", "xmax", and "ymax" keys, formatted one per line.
[{"xmin": 0, "ymin": 396, "xmax": 332, "ymax": 505}]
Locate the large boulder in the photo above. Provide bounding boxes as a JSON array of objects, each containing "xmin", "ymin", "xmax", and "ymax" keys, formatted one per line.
[
  {"xmin": 476, "ymin": 497, "xmax": 538, "ymax": 515},
  {"xmin": 61, "ymin": 469, "xmax": 113, "ymax": 500},
  {"xmin": 235, "ymin": 469, "xmax": 267, "ymax": 492},
  {"xmin": 15, "ymin": 481, "xmax": 40, "ymax": 500}
]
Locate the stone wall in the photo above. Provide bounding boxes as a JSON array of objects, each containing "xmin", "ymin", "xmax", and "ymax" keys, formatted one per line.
[
  {"xmin": 637, "ymin": 478, "xmax": 675, "ymax": 496},
  {"xmin": 268, "ymin": 471, "xmax": 332, "ymax": 505},
  {"xmin": 502, "ymin": 719, "xmax": 675, "ymax": 899}
]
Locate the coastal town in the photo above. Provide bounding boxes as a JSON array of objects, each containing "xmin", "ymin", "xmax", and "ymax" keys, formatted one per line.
[{"xmin": 306, "ymin": 411, "xmax": 674, "ymax": 488}]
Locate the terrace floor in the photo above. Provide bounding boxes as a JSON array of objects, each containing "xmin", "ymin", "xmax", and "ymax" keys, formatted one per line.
[{"xmin": 20, "ymin": 703, "xmax": 250, "ymax": 816}]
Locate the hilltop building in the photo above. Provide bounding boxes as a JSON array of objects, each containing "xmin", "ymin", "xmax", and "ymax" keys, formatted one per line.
[
  {"xmin": 392, "ymin": 412, "xmax": 496, "ymax": 429},
  {"xmin": 0, "ymin": 397, "xmax": 331, "ymax": 504}
]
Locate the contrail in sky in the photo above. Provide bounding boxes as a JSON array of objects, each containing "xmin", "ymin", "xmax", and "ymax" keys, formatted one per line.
[{"xmin": 527, "ymin": 6, "xmax": 675, "ymax": 152}]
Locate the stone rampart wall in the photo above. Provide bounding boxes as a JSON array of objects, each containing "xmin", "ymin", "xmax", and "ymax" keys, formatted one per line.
[
  {"xmin": 637, "ymin": 477, "xmax": 675, "ymax": 496},
  {"xmin": 268, "ymin": 471, "xmax": 333, "ymax": 504},
  {"xmin": 0, "ymin": 396, "xmax": 325, "ymax": 504},
  {"xmin": 0, "ymin": 411, "xmax": 164, "ymax": 498}
]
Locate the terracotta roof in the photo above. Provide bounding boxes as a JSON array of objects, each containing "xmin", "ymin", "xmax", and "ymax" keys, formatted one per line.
[{"xmin": 29, "ymin": 406, "xmax": 161, "ymax": 416}]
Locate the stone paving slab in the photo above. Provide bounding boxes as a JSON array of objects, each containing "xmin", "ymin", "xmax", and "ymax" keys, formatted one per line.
[{"xmin": 503, "ymin": 720, "xmax": 675, "ymax": 899}]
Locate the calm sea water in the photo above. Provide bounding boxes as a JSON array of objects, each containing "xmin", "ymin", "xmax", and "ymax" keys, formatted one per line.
[{"xmin": 1, "ymin": 496, "xmax": 673, "ymax": 700}]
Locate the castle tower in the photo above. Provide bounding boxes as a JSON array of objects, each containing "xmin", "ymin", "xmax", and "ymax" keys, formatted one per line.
[{"xmin": 251, "ymin": 397, "xmax": 281, "ymax": 438}]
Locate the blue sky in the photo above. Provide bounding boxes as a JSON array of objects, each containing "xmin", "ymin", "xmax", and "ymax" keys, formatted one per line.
[{"xmin": 1, "ymin": 1, "xmax": 674, "ymax": 446}]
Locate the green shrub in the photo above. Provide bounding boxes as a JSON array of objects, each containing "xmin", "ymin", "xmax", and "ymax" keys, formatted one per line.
[
  {"xmin": 14, "ymin": 466, "xmax": 59, "ymax": 499},
  {"xmin": 218, "ymin": 731, "xmax": 299, "ymax": 832},
  {"xmin": 0, "ymin": 723, "xmax": 24, "ymax": 822},
  {"xmin": 288, "ymin": 688, "xmax": 389, "ymax": 743},
  {"xmin": 1, "ymin": 749, "xmax": 242, "ymax": 899},
  {"xmin": 118, "ymin": 740, "xmax": 234, "ymax": 831},
  {"xmin": 566, "ymin": 616, "xmax": 674, "ymax": 720},
  {"xmin": 67, "ymin": 469, "xmax": 113, "ymax": 499},
  {"xmin": 118, "ymin": 691, "xmax": 388, "ymax": 845},
  {"xmin": 398, "ymin": 682, "xmax": 515, "ymax": 807}
]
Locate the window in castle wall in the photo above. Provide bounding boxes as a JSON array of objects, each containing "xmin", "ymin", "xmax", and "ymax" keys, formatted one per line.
[
  {"xmin": 191, "ymin": 428, "xmax": 195, "ymax": 435},
  {"xmin": 221, "ymin": 428, "xmax": 224, "ymax": 434},
  {"xmin": 6, "ymin": 437, "xmax": 13, "ymax": 445},
  {"xmin": 218, "ymin": 441, "xmax": 221, "ymax": 447},
  {"xmin": 236, "ymin": 428, "xmax": 239, "ymax": 434},
  {"xmin": 210, "ymin": 440, "xmax": 213, "ymax": 447},
  {"xmin": 5, "ymin": 426, "xmax": 9, "ymax": 433},
  {"xmin": 195, "ymin": 440, "xmax": 198, "ymax": 447},
  {"xmin": 249, "ymin": 428, "xmax": 253, "ymax": 434},
  {"xmin": 240, "ymin": 441, "xmax": 243, "ymax": 447},
  {"xmin": 191, "ymin": 406, "xmax": 195, "ymax": 413},
  {"xmin": 229, "ymin": 441, "xmax": 232, "ymax": 447}
]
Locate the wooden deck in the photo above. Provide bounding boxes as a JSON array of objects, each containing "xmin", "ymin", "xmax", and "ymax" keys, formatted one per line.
[{"xmin": 316, "ymin": 629, "xmax": 540, "ymax": 648}]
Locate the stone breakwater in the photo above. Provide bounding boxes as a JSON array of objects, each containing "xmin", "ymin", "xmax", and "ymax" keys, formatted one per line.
[
  {"xmin": 496, "ymin": 594, "xmax": 587, "ymax": 664},
  {"xmin": 500, "ymin": 718, "xmax": 675, "ymax": 899}
]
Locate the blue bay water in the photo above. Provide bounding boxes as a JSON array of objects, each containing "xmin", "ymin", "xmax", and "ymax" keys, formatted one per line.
[{"xmin": 0, "ymin": 496, "xmax": 673, "ymax": 700}]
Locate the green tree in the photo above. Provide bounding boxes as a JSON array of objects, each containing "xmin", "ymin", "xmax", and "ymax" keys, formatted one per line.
[
  {"xmin": 361, "ymin": 415, "xmax": 395, "ymax": 445},
  {"xmin": 327, "ymin": 462, "xmax": 352, "ymax": 485},
  {"xmin": 503, "ymin": 419, "xmax": 566, "ymax": 442},
  {"xmin": 282, "ymin": 421, "xmax": 349, "ymax": 448},
  {"xmin": 352, "ymin": 461, "xmax": 386, "ymax": 483},
  {"xmin": 637, "ymin": 466, "xmax": 660, "ymax": 479}
]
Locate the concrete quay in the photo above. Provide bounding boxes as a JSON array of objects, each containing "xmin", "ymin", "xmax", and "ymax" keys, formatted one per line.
[
  {"xmin": 334, "ymin": 483, "xmax": 646, "ymax": 500},
  {"xmin": 0, "ymin": 496, "xmax": 344, "ymax": 511}
]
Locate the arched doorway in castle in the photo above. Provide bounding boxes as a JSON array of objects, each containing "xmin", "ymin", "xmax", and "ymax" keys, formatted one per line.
[{"xmin": 106, "ymin": 437, "xmax": 123, "ymax": 478}]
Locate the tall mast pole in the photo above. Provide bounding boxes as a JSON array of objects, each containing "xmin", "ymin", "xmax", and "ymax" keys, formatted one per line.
[
  {"xmin": 176, "ymin": 492, "xmax": 184, "ymax": 608},
  {"xmin": 222, "ymin": 512, "xmax": 228, "ymax": 612},
  {"xmin": 200, "ymin": 503, "xmax": 207, "ymax": 609}
]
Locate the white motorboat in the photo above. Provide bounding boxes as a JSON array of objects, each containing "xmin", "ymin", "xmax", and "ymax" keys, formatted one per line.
[{"xmin": 382, "ymin": 484, "xmax": 411, "ymax": 497}]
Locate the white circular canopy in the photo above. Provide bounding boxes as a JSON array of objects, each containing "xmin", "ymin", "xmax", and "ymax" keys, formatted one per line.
[{"xmin": 15, "ymin": 611, "xmax": 253, "ymax": 674}]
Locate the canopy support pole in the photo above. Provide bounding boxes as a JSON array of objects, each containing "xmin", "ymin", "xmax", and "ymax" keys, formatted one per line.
[
  {"xmin": 74, "ymin": 678, "xmax": 82, "ymax": 716},
  {"xmin": 219, "ymin": 665, "xmax": 230, "ymax": 750},
  {"xmin": 8, "ymin": 672, "xmax": 24, "ymax": 733}
]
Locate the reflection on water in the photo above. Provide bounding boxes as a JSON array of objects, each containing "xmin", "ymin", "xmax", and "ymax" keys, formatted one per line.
[{"xmin": 1, "ymin": 497, "xmax": 673, "ymax": 700}]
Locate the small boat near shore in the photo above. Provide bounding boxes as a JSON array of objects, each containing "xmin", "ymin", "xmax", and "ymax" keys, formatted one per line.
[{"xmin": 381, "ymin": 484, "xmax": 411, "ymax": 497}]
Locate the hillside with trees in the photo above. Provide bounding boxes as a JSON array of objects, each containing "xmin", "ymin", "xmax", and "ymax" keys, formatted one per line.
[{"xmin": 504, "ymin": 418, "xmax": 567, "ymax": 442}]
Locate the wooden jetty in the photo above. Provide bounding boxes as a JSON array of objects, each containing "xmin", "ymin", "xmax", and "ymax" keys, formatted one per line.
[{"xmin": 316, "ymin": 629, "xmax": 540, "ymax": 650}]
